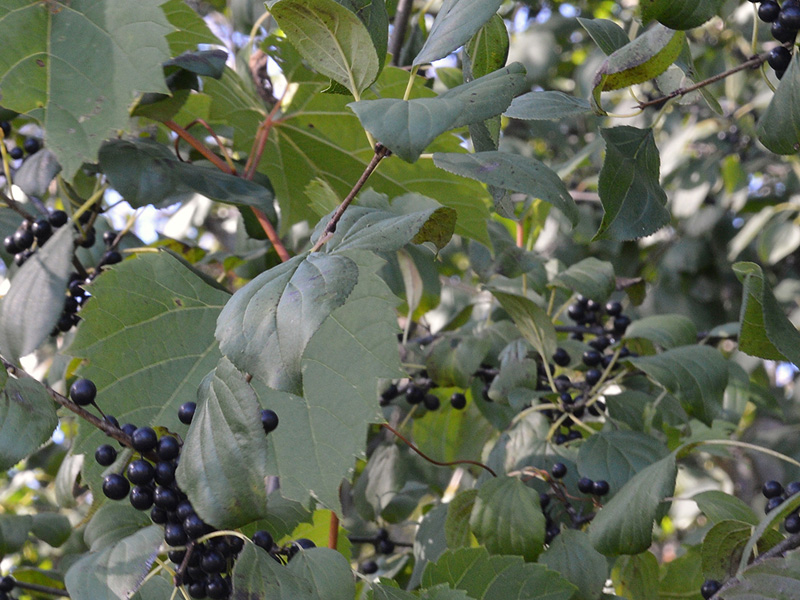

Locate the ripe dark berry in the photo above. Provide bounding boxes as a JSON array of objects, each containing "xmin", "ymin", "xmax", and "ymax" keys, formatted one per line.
[
  {"xmin": 763, "ymin": 480, "xmax": 784, "ymax": 498},
  {"xmin": 423, "ymin": 394, "xmax": 441, "ymax": 410},
  {"xmin": 78, "ymin": 227, "xmax": 96, "ymax": 248},
  {"xmin": 592, "ymin": 480, "xmax": 610, "ymax": 496},
  {"xmin": 700, "ymin": 579, "xmax": 722, "ymax": 599},
  {"xmin": 552, "ymin": 348, "xmax": 571, "ymax": 366},
  {"xmin": 0, "ymin": 121, "xmax": 9, "ymax": 137},
  {"xmin": 205, "ymin": 575, "xmax": 229, "ymax": 599},
  {"xmin": 612, "ymin": 315, "xmax": 631, "ymax": 334},
  {"xmin": 605, "ymin": 301, "xmax": 622, "ymax": 316},
  {"xmin": 768, "ymin": 46, "xmax": 792, "ymax": 71},
  {"xmin": 22, "ymin": 137, "xmax": 39, "ymax": 154},
  {"xmin": 102, "ymin": 473, "xmax": 130, "ymax": 500},
  {"xmin": 551, "ymin": 463, "xmax": 567, "ymax": 479},
  {"xmin": 261, "ymin": 409, "xmax": 279, "ymax": 433},
  {"xmin": 585, "ymin": 369, "xmax": 602, "ymax": 387},
  {"xmin": 376, "ymin": 527, "xmax": 389, "ymax": 540},
  {"xmin": 450, "ymin": 392, "xmax": 467, "ymax": 410},
  {"xmin": 130, "ymin": 486, "xmax": 155, "ymax": 510},
  {"xmin": 567, "ymin": 429, "xmax": 582, "ymax": 441},
  {"xmin": 150, "ymin": 506, "xmax": 168, "ymax": 524},
  {"xmin": 545, "ymin": 524, "xmax": 560, "ymax": 544},
  {"xmin": 184, "ymin": 514, "xmax": 209, "ymax": 540},
  {"xmin": 554, "ymin": 375, "xmax": 571, "ymax": 392},
  {"xmin": 201, "ymin": 550, "xmax": 226, "ymax": 574},
  {"xmin": 288, "ymin": 538, "xmax": 316, "ymax": 560},
  {"xmin": 567, "ymin": 304, "xmax": 584, "ymax": 322},
  {"xmin": 376, "ymin": 538, "xmax": 395, "ymax": 554},
  {"xmin": 168, "ymin": 549, "xmax": 186, "ymax": 565},
  {"xmin": 405, "ymin": 384, "xmax": 425, "ymax": 404},
  {"xmin": 164, "ymin": 523, "xmax": 188, "ymax": 546},
  {"xmin": 49, "ymin": 210, "xmax": 68, "ymax": 227},
  {"xmin": 577, "ymin": 477, "xmax": 594, "ymax": 494},
  {"xmin": 766, "ymin": 496, "xmax": 784, "ymax": 512},
  {"xmin": 70, "ymin": 378, "xmax": 97, "ymax": 406},
  {"xmin": 99, "ymin": 250, "xmax": 123, "ymax": 267},
  {"xmin": 540, "ymin": 493, "xmax": 550, "ymax": 508},
  {"xmin": 31, "ymin": 219, "xmax": 52, "ymax": 244},
  {"xmin": 131, "ymin": 427, "xmax": 158, "ymax": 452},
  {"xmin": 179, "ymin": 402, "xmax": 197, "ymax": 424},
  {"xmin": 187, "ymin": 581, "xmax": 206, "ymax": 599},
  {"xmin": 785, "ymin": 513, "xmax": 800, "ymax": 533},
  {"xmin": 787, "ymin": 481, "xmax": 800, "ymax": 495},
  {"xmin": 102, "ymin": 230, "xmax": 117, "ymax": 246},
  {"xmin": 554, "ymin": 433, "xmax": 568, "ymax": 445},
  {"xmin": 9, "ymin": 146, "xmax": 23, "ymax": 160},
  {"xmin": 95, "ymin": 444, "xmax": 117, "ymax": 466},
  {"xmin": 14, "ymin": 250, "xmax": 32, "ymax": 267},
  {"xmin": 176, "ymin": 500, "xmax": 195, "ymax": 521},
  {"xmin": 780, "ymin": 4, "xmax": 800, "ymax": 29},
  {"xmin": 380, "ymin": 383, "xmax": 399, "ymax": 405},
  {"xmin": 3, "ymin": 235, "xmax": 18, "ymax": 254},
  {"xmin": 772, "ymin": 20, "xmax": 797, "ymax": 42},
  {"xmin": 582, "ymin": 350, "xmax": 602, "ymax": 367},
  {"xmin": 126, "ymin": 459, "xmax": 155, "ymax": 485},
  {"xmin": 157, "ymin": 436, "xmax": 180, "ymax": 461},
  {"xmin": 761, "ymin": 1, "xmax": 781, "ymax": 22},
  {"xmin": 228, "ymin": 536, "xmax": 244, "ymax": 555},
  {"xmin": 252, "ymin": 530, "xmax": 274, "ymax": 551},
  {"xmin": 589, "ymin": 337, "xmax": 610, "ymax": 351},
  {"xmin": 361, "ymin": 560, "xmax": 379, "ymax": 574},
  {"xmin": 13, "ymin": 228, "xmax": 34, "ymax": 251},
  {"xmin": 154, "ymin": 486, "xmax": 180, "ymax": 511},
  {"xmin": 0, "ymin": 577, "xmax": 13, "ymax": 593}
]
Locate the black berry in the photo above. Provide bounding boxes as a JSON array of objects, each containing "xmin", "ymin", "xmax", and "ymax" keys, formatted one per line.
[
  {"xmin": 552, "ymin": 348, "xmax": 571, "ymax": 366},
  {"xmin": 423, "ymin": 394, "xmax": 441, "ymax": 411},
  {"xmin": 102, "ymin": 473, "xmax": 130, "ymax": 500},
  {"xmin": 164, "ymin": 523, "xmax": 188, "ymax": 546},
  {"xmin": 187, "ymin": 581, "xmax": 206, "ymax": 598},
  {"xmin": 184, "ymin": 514, "xmax": 209, "ymax": 540},
  {"xmin": 551, "ymin": 463, "xmax": 567, "ymax": 479},
  {"xmin": 577, "ymin": 477, "xmax": 594, "ymax": 494},
  {"xmin": 605, "ymin": 301, "xmax": 622, "ymax": 316},
  {"xmin": 405, "ymin": 384, "xmax": 425, "ymax": 404},
  {"xmin": 763, "ymin": 480, "xmax": 784, "ymax": 498},
  {"xmin": 154, "ymin": 486, "xmax": 180, "ymax": 511},
  {"xmin": 450, "ymin": 392, "xmax": 467, "ymax": 409},
  {"xmin": 252, "ymin": 530, "xmax": 273, "ymax": 551},
  {"xmin": 205, "ymin": 575, "xmax": 229, "ymax": 599},
  {"xmin": 0, "ymin": 121, "xmax": 9, "ymax": 137},
  {"xmin": 361, "ymin": 560, "xmax": 378, "ymax": 574},
  {"xmin": 70, "ymin": 378, "xmax": 97, "ymax": 406},
  {"xmin": 787, "ymin": 481, "xmax": 800, "ymax": 495},
  {"xmin": 49, "ymin": 210, "xmax": 68, "ymax": 227},
  {"xmin": 150, "ymin": 506, "xmax": 168, "ymax": 524},
  {"xmin": 13, "ymin": 228, "xmax": 33, "ymax": 251},
  {"xmin": 0, "ymin": 576, "xmax": 15, "ymax": 593},
  {"xmin": 768, "ymin": 46, "xmax": 792, "ymax": 71},
  {"xmin": 95, "ymin": 444, "xmax": 117, "ymax": 466},
  {"xmin": 585, "ymin": 369, "xmax": 602, "ymax": 387},
  {"xmin": 131, "ymin": 427, "xmax": 158, "ymax": 452},
  {"xmin": 22, "ymin": 137, "xmax": 40, "ymax": 154},
  {"xmin": 31, "ymin": 219, "xmax": 52, "ymax": 244},
  {"xmin": 126, "ymin": 459, "xmax": 155, "ymax": 485},
  {"xmin": 9, "ymin": 146, "xmax": 23, "ymax": 160},
  {"xmin": 785, "ymin": 513, "xmax": 800, "ymax": 533},
  {"xmin": 201, "ymin": 550, "xmax": 226, "ymax": 574},
  {"xmin": 760, "ymin": 1, "xmax": 781, "ymax": 22},
  {"xmin": 700, "ymin": 579, "xmax": 721, "ymax": 599},
  {"xmin": 288, "ymin": 538, "xmax": 316, "ymax": 560},
  {"xmin": 157, "ymin": 436, "xmax": 180, "ymax": 460},
  {"xmin": 130, "ymin": 486, "xmax": 155, "ymax": 510},
  {"xmin": 376, "ymin": 538, "xmax": 395, "ymax": 554},
  {"xmin": 261, "ymin": 409, "xmax": 279, "ymax": 433},
  {"xmin": 179, "ymin": 402, "xmax": 197, "ymax": 424},
  {"xmin": 766, "ymin": 496, "xmax": 784, "ymax": 512},
  {"xmin": 592, "ymin": 480, "xmax": 610, "ymax": 496},
  {"xmin": 582, "ymin": 350, "xmax": 602, "ymax": 367},
  {"xmin": 102, "ymin": 230, "xmax": 117, "ymax": 246}
]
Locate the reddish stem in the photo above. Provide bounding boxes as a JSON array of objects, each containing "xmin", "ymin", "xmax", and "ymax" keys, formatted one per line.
[
  {"xmin": 328, "ymin": 512, "xmax": 340, "ymax": 550},
  {"xmin": 381, "ymin": 423, "xmax": 497, "ymax": 477}
]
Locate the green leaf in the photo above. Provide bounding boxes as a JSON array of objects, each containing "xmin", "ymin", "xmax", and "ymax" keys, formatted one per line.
[
  {"xmin": 84, "ymin": 503, "xmax": 153, "ymax": 552},
  {"xmin": 64, "ymin": 526, "xmax": 163, "ymax": 600},
  {"xmin": 540, "ymin": 530, "xmax": 608, "ymax": 600},
  {"xmin": 693, "ymin": 490, "xmax": 759, "ymax": 526},
  {"xmin": 306, "ymin": 179, "xmax": 341, "ymax": 217},
  {"xmin": 446, "ymin": 490, "xmax": 478, "ymax": 549},
  {"xmin": 701, "ymin": 520, "xmax": 777, "ymax": 581},
  {"xmin": 270, "ymin": 0, "xmax": 379, "ymax": 95},
  {"xmin": 488, "ymin": 291, "xmax": 557, "ymax": 362},
  {"xmin": 469, "ymin": 476, "xmax": 545, "ymax": 561},
  {"xmin": 410, "ymin": 503, "xmax": 450, "ymax": 589},
  {"xmin": 0, "ymin": 224, "xmax": 75, "ymax": 362},
  {"xmin": 725, "ymin": 559, "xmax": 800, "ymax": 599},
  {"xmin": 577, "ymin": 431, "xmax": 669, "ymax": 495},
  {"xmin": 464, "ymin": 15, "xmax": 509, "ymax": 80},
  {"xmin": 412, "ymin": 398, "xmax": 495, "ymax": 465},
  {"xmin": 413, "ymin": 0, "xmax": 504, "ymax": 66},
  {"xmin": 216, "ymin": 253, "xmax": 359, "ymax": 394},
  {"xmin": 286, "ymin": 548, "xmax": 357, "ymax": 600},
  {"xmin": 333, "ymin": 0, "xmax": 388, "ymax": 76},
  {"xmin": 592, "ymin": 25, "xmax": 685, "ymax": 109},
  {"xmin": 0, "ymin": 376, "xmax": 58, "ymax": 470},
  {"xmin": 549, "ymin": 257, "xmax": 615, "ymax": 302},
  {"xmin": 577, "ymin": 18, "xmax": 630, "ymax": 55},
  {"xmin": 349, "ymin": 64, "xmax": 527, "ymax": 162},
  {"xmin": 0, "ymin": 0, "xmax": 171, "ymax": 179},
  {"xmin": 422, "ymin": 547, "xmax": 577, "ymax": 600},
  {"xmin": 175, "ymin": 358, "xmax": 270, "ymax": 528},
  {"xmin": 658, "ymin": 547, "xmax": 705, "ymax": 599},
  {"xmin": 736, "ymin": 492, "xmax": 800, "ymax": 576},
  {"xmin": 757, "ymin": 54, "xmax": 800, "ymax": 155},
  {"xmin": 65, "ymin": 252, "xmax": 229, "ymax": 491},
  {"xmin": 162, "ymin": 0, "xmax": 222, "ymax": 55},
  {"xmin": 505, "ymin": 91, "xmax": 592, "ymax": 121},
  {"xmin": 624, "ymin": 314, "xmax": 698, "ymax": 349},
  {"xmin": 614, "ymin": 553, "xmax": 659, "ymax": 600},
  {"xmin": 233, "ymin": 543, "xmax": 316, "ymax": 599},
  {"xmin": 353, "ymin": 444, "xmax": 406, "ymax": 521},
  {"xmin": 0, "ymin": 514, "xmax": 32, "ymax": 554},
  {"xmin": 641, "ymin": 0, "xmax": 725, "ymax": 30},
  {"xmin": 30, "ymin": 512, "xmax": 71, "ymax": 548},
  {"xmin": 98, "ymin": 139, "xmax": 276, "ymax": 219},
  {"xmin": 425, "ymin": 333, "xmax": 491, "ymax": 389},
  {"xmin": 629, "ymin": 346, "xmax": 729, "ymax": 426},
  {"xmin": 594, "ymin": 126, "xmax": 670, "ymax": 241},
  {"xmin": 733, "ymin": 262, "xmax": 800, "ymax": 365},
  {"xmin": 589, "ymin": 453, "xmax": 677, "ymax": 555},
  {"xmin": 14, "ymin": 148, "xmax": 61, "ymax": 199},
  {"xmin": 432, "ymin": 151, "xmax": 577, "ymax": 223}
]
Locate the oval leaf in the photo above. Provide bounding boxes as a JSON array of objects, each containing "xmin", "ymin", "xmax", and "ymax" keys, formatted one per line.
[
  {"xmin": 624, "ymin": 314, "xmax": 698, "ymax": 349},
  {"xmin": 505, "ymin": 91, "xmax": 592, "ymax": 121},
  {"xmin": 0, "ymin": 376, "xmax": 58, "ymax": 471},
  {"xmin": 549, "ymin": 257, "xmax": 615, "ymax": 301},
  {"xmin": 577, "ymin": 431, "xmax": 669, "ymax": 495},
  {"xmin": 642, "ymin": 0, "xmax": 726, "ymax": 30},
  {"xmin": 757, "ymin": 54, "xmax": 800, "ymax": 155},
  {"xmin": 540, "ymin": 530, "xmax": 609, "ymax": 600}
]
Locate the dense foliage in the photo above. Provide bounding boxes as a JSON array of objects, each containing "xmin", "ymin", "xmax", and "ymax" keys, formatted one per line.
[{"xmin": 1, "ymin": 0, "xmax": 800, "ymax": 599}]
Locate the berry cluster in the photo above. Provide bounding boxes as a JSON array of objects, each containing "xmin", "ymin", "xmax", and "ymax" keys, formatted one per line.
[
  {"xmin": 543, "ymin": 462, "xmax": 610, "ymax": 543},
  {"xmin": 0, "ymin": 119, "xmax": 40, "ymax": 160},
  {"xmin": 3, "ymin": 210, "xmax": 69, "ymax": 268},
  {"xmin": 75, "ymin": 377, "xmax": 294, "ymax": 599},
  {"xmin": 350, "ymin": 528, "xmax": 402, "ymax": 575},
  {"xmin": 380, "ymin": 375, "xmax": 469, "ymax": 412},
  {"xmin": 762, "ymin": 479, "xmax": 800, "ymax": 532},
  {"xmin": 752, "ymin": 0, "xmax": 800, "ymax": 78},
  {"xmin": 541, "ymin": 299, "xmax": 633, "ymax": 444},
  {"xmin": 0, "ymin": 575, "xmax": 15, "ymax": 600}
]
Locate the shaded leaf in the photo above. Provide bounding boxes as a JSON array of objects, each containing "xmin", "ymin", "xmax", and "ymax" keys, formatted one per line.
[
  {"xmin": 286, "ymin": 548, "xmax": 357, "ymax": 600},
  {"xmin": 595, "ymin": 126, "xmax": 669, "ymax": 241},
  {"xmin": 549, "ymin": 257, "xmax": 615, "ymax": 302},
  {"xmin": 410, "ymin": 503, "xmax": 450, "ymax": 589},
  {"xmin": 446, "ymin": 490, "xmax": 478, "ymax": 549},
  {"xmin": 614, "ymin": 553, "xmax": 659, "ymax": 600},
  {"xmin": 465, "ymin": 14, "xmax": 509, "ymax": 80},
  {"xmin": 14, "ymin": 148, "xmax": 61, "ymax": 199},
  {"xmin": 489, "ymin": 291, "xmax": 557, "ymax": 362},
  {"xmin": 469, "ymin": 476, "xmax": 545, "ymax": 561},
  {"xmin": 30, "ymin": 512, "xmax": 71, "ymax": 548},
  {"xmin": 577, "ymin": 18, "xmax": 630, "ymax": 55},
  {"xmin": 0, "ymin": 224, "xmax": 75, "ymax": 362},
  {"xmin": 425, "ymin": 333, "xmax": 491, "ymax": 389},
  {"xmin": 589, "ymin": 453, "xmax": 677, "ymax": 556},
  {"xmin": 414, "ymin": 0, "xmax": 504, "ymax": 66},
  {"xmin": 270, "ymin": 0, "xmax": 379, "ymax": 95},
  {"xmin": 757, "ymin": 54, "xmax": 800, "ymax": 155},
  {"xmin": 641, "ymin": 0, "xmax": 725, "ymax": 30},
  {"xmin": 333, "ymin": 0, "xmax": 388, "ymax": 75},
  {"xmin": 693, "ymin": 490, "xmax": 759, "ymax": 526},
  {"xmin": 176, "ymin": 358, "xmax": 270, "ymax": 529},
  {"xmin": 541, "ymin": 530, "xmax": 608, "ymax": 600},
  {"xmin": 232, "ymin": 543, "xmax": 315, "ymax": 599},
  {"xmin": 733, "ymin": 262, "xmax": 800, "ymax": 365},
  {"xmin": 725, "ymin": 559, "xmax": 800, "ymax": 599},
  {"xmin": 84, "ymin": 503, "xmax": 153, "ymax": 552},
  {"xmin": 629, "ymin": 346, "xmax": 729, "ymax": 426},
  {"xmin": 577, "ymin": 431, "xmax": 669, "ymax": 495},
  {"xmin": 505, "ymin": 91, "xmax": 592, "ymax": 121},
  {"xmin": 0, "ymin": 376, "xmax": 58, "ymax": 470},
  {"xmin": 349, "ymin": 64, "xmax": 527, "ymax": 162},
  {"xmin": 432, "ymin": 151, "xmax": 577, "ymax": 223},
  {"xmin": 701, "ymin": 520, "xmax": 783, "ymax": 581},
  {"xmin": 0, "ymin": 515, "xmax": 32, "ymax": 554},
  {"xmin": 624, "ymin": 314, "xmax": 698, "ymax": 349}
]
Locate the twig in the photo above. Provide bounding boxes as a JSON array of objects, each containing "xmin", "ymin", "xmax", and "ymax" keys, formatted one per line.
[
  {"xmin": 711, "ymin": 533, "xmax": 800, "ymax": 599},
  {"xmin": 389, "ymin": 0, "xmax": 414, "ymax": 66},
  {"xmin": 163, "ymin": 120, "xmax": 233, "ymax": 175},
  {"xmin": 328, "ymin": 512, "xmax": 339, "ymax": 550},
  {"xmin": 12, "ymin": 581, "xmax": 70, "ymax": 598},
  {"xmin": 173, "ymin": 541, "xmax": 196, "ymax": 587},
  {"xmin": 637, "ymin": 48, "xmax": 774, "ymax": 110},
  {"xmin": 0, "ymin": 190, "xmax": 35, "ymax": 221},
  {"xmin": 381, "ymin": 423, "xmax": 497, "ymax": 477},
  {"xmin": 310, "ymin": 145, "xmax": 390, "ymax": 252}
]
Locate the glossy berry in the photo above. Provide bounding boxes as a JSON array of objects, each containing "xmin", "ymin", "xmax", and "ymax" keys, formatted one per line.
[
  {"xmin": 785, "ymin": 513, "xmax": 800, "ymax": 533},
  {"xmin": 766, "ymin": 496, "xmax": 784, "ymax": 512},
  {"xmin": 605, "ymin": 301, "xmax": 622, "ymax": 316},
  {"xmin": 164, "ymin": 523, "xmax": 188, "ymax": 546},
  {"xmin": 22, "ymin": 137, "xmax": 39, "ymax": 154},
  {"xmin": 700, "ymin": 579, "xmax": 722, "ymax": 599},
  {"xmin": 760, "ymin": 0, "xmax": 781, "ymax": 21},
  {"xmin": 768, "ymin": 46, "xmax": 792, "ymax": 71},
  {"xmin": 102, "ymin": 230, "xmax": 117, "ymax": 246},
  {"xmin": 592, "ymin": 480, "xmax": 610, "ymax": 496},
  {"xmin": 179, "ymin": 401, "xmax": 197, "ymax": 424},
  {"xmin": 95, "ymin": 444, "xmax": 117, "ymax": 466},
  {"xmin": 380, "ymin": 384, "xmax": 399, "ymax": 404},
  {"xmin": 168, "ymin": 549, "xmax": 186, "ymax": 565},
  {"xmin": 157, "ymin": 436, "xmax": 180, "ymax": 461},
  {"xmin": 585, "ymin": 369, "xmax": 602, "ymax": 387},
  {"xmin": 261, "ymin": 409, "xmax": 279, "ymax": 433},
  {"xmin": 201, "ymin": 550, "xmax": 226, "ymax": 574},
  {"xmin": 423, "ymin": 394, "xmax": 441, "ymax": 411},
  {"xmin": 49, "ymin": 210, "xmax": 68, "ymax": 227},
  {"xmin": 361, "ymin": 560, "xmax": 379, "ymax": 574},
  {"xmin": 780, "ymin": 4, "xmax": 800, "ymax": 29},
  {"xmin": 252, "ymin": 530, "xmax": 274, "ymax": 551},
  {"xmin": 552, "ymin": 348, "xmax": 571, "ymax": 367},
  {"xmin": 288, "ymin": 538, "xmax": 316, "ymax": 560},
  {"xmin": 184, "ymin": 514, "xmax": 209, "ymax": 540},
  {"xmin": 205, "ymin": 575, "xmax": 229, "ymax": 599},
  {"xmin": 787, "ymin": 481, "xmax": 800, "ymax": 495},
  {"xmin": 582, "ymin": 350, "xmax": 602, "ymax": 367},
  {"xmin": 13, "ymin": 228, "xmax": 33, "ymax": 251},
  {"xmin": 567, "ymin": 304, "xmax": 584, "ymax": 322},
  {"xmin": 577, "ymin": 477, "xmax": 594, "ymax": 494},
  {"xmin": 545, "ymin": 524, "xmax": 560, "ymax": 544},
  {"xmin": 14, "ymin": 250, "xmax": 32, "ymax": 267},
  {"xmin": 9, "ymin": 146, "xmax": 23, "ymax": 160},
  {"xmin": 405, "ymin": 384, "xmax": 425, "ymax": 404},
  {"xmin": 0, "ymin": 577, "xmax": 13, "ymax": 593},
  {"xmin": 70, "ymin": 378, "xmax": 97, "ymax": 406},
  {"xmin": 150, "ymin": 506, "xmax": 168, "ymax": 525},
  {"xmin": 0, "ymin": 121, "xmax": 9, "ymax": 137},
  {"xmin": 126, "ymin": 459, "xmax": 155, "ymax": 485},
  {"xmin": 131, "ymin": 427, "xmax": 158, "ymax": 452},
  {"xmin": 3, "ymin": 236, "xmax": 18, "ymax": 254},
  {"xmin": 102, "ymin": 473, "xmax": 130, "ymax": 500},
  {"xmin": 121, "ymin": 423, "xmax": 137, "ymax": 440},
  {"xmin": 99, "ymin": 250, "xmax": 122, "ymax": 266},
  {"xmin": 31, "ymin": 219, "xmax": 52, "ymax": 244},
  {"xmin": 187, "ymin": 581, "xmax": 206, "ymax": 599},
  {"xmin": 78, "ymin": 227, "xmax": 96, "ymax": 248},
  {"xmin": 612, "ymin": 315, "xmax": 631, "ymax": 334},
  {"xmin": 129, "ymin": 486, "xmax": 154, "ymax": 510},
  {"xmin": 176, "ymin": 500, "xmax": 196, "ymax": 521},
  {"xmin": 376, "ymin": 538, "xmax": 395, "ymax": 554},
  {"xmin": 154, "ymin": 486, "xmax": 180, "ymax": 511},
  {"xmin": 763, "ymin": 480, "xmax": 784, "ymax": 498},
  {"xmin": 551, "ymin": 462, "xmax": 567, "ymax": 479},
  {"xmin": 772, "ymin": 20, "xmax": 797, "ymax": 42},
  {"xmin": 450, "ymin": 392, "xmax": 467, "ymax": 410}
]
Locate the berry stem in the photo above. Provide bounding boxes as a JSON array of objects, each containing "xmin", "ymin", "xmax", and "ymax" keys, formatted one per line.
[
  {"xmin": 0, "ymin": 190, "xmax": 36, "ymax": 222},
  {"xmin": 11, "ymin": 580, "xmax": 70, "ymax": 597},
  {"xmin": 381, "ymin": 423, "xmax": 497, "ymax": 477}
]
